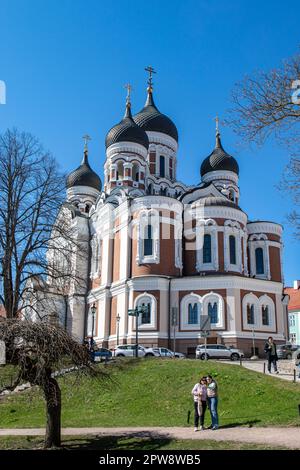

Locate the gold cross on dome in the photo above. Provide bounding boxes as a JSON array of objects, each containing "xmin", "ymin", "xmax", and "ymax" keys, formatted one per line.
[
  {"xmin": 82, "ymin": 134, "xmax": 91, "ymax": 151},
  {"xmin": 145, "ymin": 65, "xmax": 156, "ymax": 87},
  {"xmin": 215, "ymin": 115, "xmax": 220, "ymax": 133},
  {"xmin": 124, "ymin": 83, "xmax": 132, "ymax": 104}
]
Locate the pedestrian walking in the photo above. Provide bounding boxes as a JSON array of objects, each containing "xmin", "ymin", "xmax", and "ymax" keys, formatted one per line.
[
  {"xmin": 264, "ymin": 336, "xmax": 279, "ymax": 374},
  {"xmin": 191, "ymin": 376, "xmax": 208, "ymax": 431},
  {"xmin": 206, "ymin": 375, "xmax": 219, "ymax": 430}
]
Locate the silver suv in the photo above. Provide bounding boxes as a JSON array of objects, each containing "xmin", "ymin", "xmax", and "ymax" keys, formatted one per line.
[
  {"xmin": 196, "ymin": 344, "xmax": 244, "ymax": 361},
  {"xmin": 114, "ymin": 345, "xmax": 161, "ymax": 357}
]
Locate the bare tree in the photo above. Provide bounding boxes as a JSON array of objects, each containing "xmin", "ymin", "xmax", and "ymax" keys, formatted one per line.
[
  {"xmin": 0, "ymin": 128, "xmax": 87, "ymax": 319},
  {"xmin": 226, "ymin": 52, "xmax": 300, "ymax": 149},
  {"xmin": 0, "ymin": 319, "xmax": 108, "ymax": 448},
  {"xmin": 226, "ymin": 51, "xmax": 300, "ymax": 236}
]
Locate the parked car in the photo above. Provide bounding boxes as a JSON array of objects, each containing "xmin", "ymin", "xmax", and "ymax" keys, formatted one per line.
[
  {"xmin": 195, "ymin": 344, "xmax": 244, "ymax": 361},
  {"xmin": 114, "ymin": 344, "xmax": 161, "ymax": 358},
  {"xmin": 91, "ymin": 347, "xmax": 112, "ymax": 362},
  {"xmin": 276, "ymin": 343, "xmax": 300, "ymax": 360},
  {"xmin": 157, "ymin": 347, "xmax": 186, "ymax": 359}
]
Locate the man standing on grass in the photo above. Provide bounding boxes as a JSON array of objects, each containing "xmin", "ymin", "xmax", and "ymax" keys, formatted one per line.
[
  {"xmin": 206, "ymin": 375, "xmax": 219, "ymax": 430},
  {"xmin": 264, "ymin": 336, "xmax": 279, "ymax": 374}
]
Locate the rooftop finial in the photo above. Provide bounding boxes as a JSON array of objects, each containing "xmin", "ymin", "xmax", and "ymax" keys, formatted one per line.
[
  {"xmin": 82, "ymin": 134, "xmax": 91, "ymax": 163},
  {"xmin": 214, "ymin": 115, "xmax": 222, "ymax": 149},
  {"xmin": 123, "ymin": 83, "xmax": 133, "ymax": 118},
  {"xmin": 215, "ymin": 115, "xmax": 220, "ymax": 135},
  {"xmin": 124, "ymin": 83, "xmax": 132, "ymax": 106},
  {"xmin": 145, "ymin": 65, "xmax": 156, "ymax": 91}
]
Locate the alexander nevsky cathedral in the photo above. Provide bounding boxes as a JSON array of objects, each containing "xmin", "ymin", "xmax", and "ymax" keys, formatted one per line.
[{"xmin": 34, "ymin": 69, "xmax": 288, "ymax": 356}]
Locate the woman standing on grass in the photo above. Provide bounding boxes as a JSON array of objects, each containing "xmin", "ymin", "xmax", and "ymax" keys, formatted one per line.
[
  {"xmin": 191, "ymin": 376, "xmax": 207, "ymax": 431},
  {"xmin": 206, "ymin": 375, "xmax": 219, "ymax": 430}
]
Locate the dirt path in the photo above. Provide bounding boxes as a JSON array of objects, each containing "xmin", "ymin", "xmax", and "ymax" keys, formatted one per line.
[{"xmin": 0, "ymin": 426, "xmax": 299, "ymax": 449}]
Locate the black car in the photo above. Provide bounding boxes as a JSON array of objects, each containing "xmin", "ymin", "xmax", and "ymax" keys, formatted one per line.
[{"xmin": 277, "ymin": 343, "xmax": 300, "ymax": 359}]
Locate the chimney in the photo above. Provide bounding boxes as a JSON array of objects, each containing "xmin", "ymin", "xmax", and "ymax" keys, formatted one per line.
[{"xmin": 293, "ymin": 280, "xmax": 300, "ymax": 290}]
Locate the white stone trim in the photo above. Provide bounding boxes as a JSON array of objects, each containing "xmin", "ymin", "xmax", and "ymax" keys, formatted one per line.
[
  {"xmin": 195, "ymin": 219, "xmax": 219, "ymax": 272},
  {"xmin": 247, "ymin": 221, "xmax": 282, "ymax": 237},
  {"xmin": 106, "ymin": 141, "xmax": 148, "ymax": 160},
  {"xmin": 90, "ymin": 234, "xmax": 101, "ymax": 279},
  {"xmin": 224, "ymin": 220, "xmax": 243, "ymax": 273},
  {"xmin": 248, "ymin": 236, "xmax": 271, "ymax": 280},
  {"xmin": 134, "ymin": 292, "xmax": 157, "ymax": 330},
  {"xmin": 202, "ymin": 292, "xmax": 225, "ymax": 329},
  {"xmin": 180, "ymin": 291, "xmax": 225, "ymax": 331},
  {"xmin": 180, "ymin": 293, "xmax": 202, "ymax": 330},
  {"xmin": 171, "ymin": 275, "xmax": 283, "ymax": 293},
  {"xmin": 127, "ymin": 276, "xmax": 170, "ymax": 291},
  {"xmin": 146, "ymin": 131, "xmax": 178, "ymax": 153},
  {"xmin": 202, "ymin": 170, "xmax": 239, "ymax": 185},
  {"xmin": 67, "ymin": 186, "xmax": 100, "ymax": 205},
  {"xmin": 242, "ymin": 293, "xmax": 276, "ymax": 331},
  {"xmin": 220, "ymin": 331, "xmax": 285, "ymax": 340},
  {"xmin": 136, "ymin": 209, "xmax": 160, "ymax": 265}
]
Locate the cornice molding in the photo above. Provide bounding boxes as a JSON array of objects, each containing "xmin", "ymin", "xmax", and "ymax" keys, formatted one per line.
[{"xmin": 247, "ymin": 221, "xmax": 283, "ymax": 236}]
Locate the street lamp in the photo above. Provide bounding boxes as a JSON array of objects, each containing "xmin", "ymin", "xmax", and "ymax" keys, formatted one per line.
[
  {"xmin": 250, "ymin": 327, "xmax": 258, "ymax": 360},
  {"xmin": 90, "ymin": 303, "xmax": 97, "ymax": 352},
  {"xmin": 116, "ymin": 313, "xmax": 121, "ymax": 347}
]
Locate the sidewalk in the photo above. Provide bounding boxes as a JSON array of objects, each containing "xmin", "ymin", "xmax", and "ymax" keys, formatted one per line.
[
  {"xmin": 0, "ymin": 426, "xmax": 299, "ymax": 449},
  {"xmin": 223, "ymin": 359, "xmax": 300, "ymax": 383}
]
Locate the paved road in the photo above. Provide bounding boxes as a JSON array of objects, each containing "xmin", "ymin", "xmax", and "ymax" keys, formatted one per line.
[{"xmin": 0, "ymin": 426, "xmax": 299, "ymax": 449}]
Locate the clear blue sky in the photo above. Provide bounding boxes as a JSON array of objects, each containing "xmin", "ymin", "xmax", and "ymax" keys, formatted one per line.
[{"xmin": 1, "ymin": 0, "xmax": 299, "ymax": 286}]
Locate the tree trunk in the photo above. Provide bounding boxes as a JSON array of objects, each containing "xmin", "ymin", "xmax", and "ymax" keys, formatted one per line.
[{"xmin": 43, "ymin": 376, "xmax": 61, "ymax": 448}]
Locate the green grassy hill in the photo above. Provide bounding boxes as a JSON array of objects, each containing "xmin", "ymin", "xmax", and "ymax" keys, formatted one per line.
[{"xmin": 0, "ymin": 359, "xmax": 299, "ymax": 428}]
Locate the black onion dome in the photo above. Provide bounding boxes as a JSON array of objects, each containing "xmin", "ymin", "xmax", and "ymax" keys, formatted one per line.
[
  {"xmin": 105, "ymin": 103, "xmax": 149, "ymax": 149},
  {"xmin": 200, "ymin": 132, "xmax": 239, "ymax": 177},
  {"xmin": 133, "ymin": 89, "xmax": 178, "ymax": 142},
  {"xmin": 66, "ymin": 151, "xmax": 102, "ymax": 191}
]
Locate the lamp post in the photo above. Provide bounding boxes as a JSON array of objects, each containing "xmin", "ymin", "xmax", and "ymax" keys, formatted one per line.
[
  {"xmin": 116, "ymin": 313, "xmax": 121, "ymax": 347},
  {"xmin": 90, "ymin": 303, "xmax": 97, "ymax": 352},
  {"xmin": 250, "ymin": 328, "xmax": 258, "ymax": 360}
]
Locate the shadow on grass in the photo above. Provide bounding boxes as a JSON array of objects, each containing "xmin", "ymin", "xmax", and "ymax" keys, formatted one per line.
[
  {"xmin": 61, "ymin": 432, "xmax": 172, "ymax": 451},
  {"xmin": 219, "ymin": 419, "xmax": 261, "ymax": 429}
]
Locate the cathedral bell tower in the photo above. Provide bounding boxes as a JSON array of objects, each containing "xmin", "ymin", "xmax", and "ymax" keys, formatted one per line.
[
  {"xmin": 104, "ymin": 86, "xmax": 149, "ymax": 194},
  {"xmin": 66, "ymin": 136, "xmax": 102, "ymax": 213}
]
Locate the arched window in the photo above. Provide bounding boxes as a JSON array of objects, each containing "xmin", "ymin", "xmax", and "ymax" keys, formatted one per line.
[
  {"xmin": 229, "ymin": 235, "xmax": 236, "ymax": 265},
  {"xmin": 247, "ymin": 304, "xmax": 255, "ymax": 324},
  {"xmin": 135, "ymin": 294, "xmax": 156, "ymax": 329},
  {"xmin": 262, "ymin": 305, "xmax": 269, "ymax": 326},
  {"xmin": 140, "ymin": 302, "xmax": 151, "ymax": 324},
  {"xmin": 203, "ymin": 234, "xmax": 212, "ymax": 264},
  {"xmin": 188, "ymin": 303, "xmax": 198, "ymax": 325},
  {"xmin": 208, "ymin": 302, "xmax": 218, "ymax": 324},
  {"xmin": 132, "ymin": 163, "xmax": 139, "ymax": 182},
  {"xmin": 117, "ymin": 161, "xmax": 124, "ymax": 180},
  {"xmin": 255, "ymin": 247, "xmax": 264, "ymax": 275},
  {"xmin": 143, "ymin": 224, "xmax": 153, "ymax": 256},
  {"xmin": 148, "ymin": 183, "xmax": 153, "ymax": 195},
  {"xmin": 159, "ymin": 155, "xmax": 165, "ymax": 178}
]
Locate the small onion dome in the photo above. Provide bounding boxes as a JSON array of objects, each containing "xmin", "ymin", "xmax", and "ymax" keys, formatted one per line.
[
  {"xmin": 105, "ymin": 101, "xmax": 149, "ymax": 150},
  {"xmin": 200, "ymin": 132, "xmax": 239, "ymax": 177},
  {"xmin": 133, "ymin": 88, "xmax": 178, "ymax": 142},
  {"xmin": 66, "ymin": 150, "xmax": 102, "ymax": 191}
]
